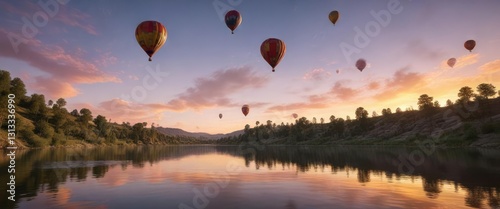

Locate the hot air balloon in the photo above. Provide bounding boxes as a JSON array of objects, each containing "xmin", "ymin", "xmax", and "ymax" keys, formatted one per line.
[
  {"xmin": 242, "ymin": 105, "xmax": 249, "ymax": 116},
  {"xmin": 135, "ymin": 20, "xmax": 167, "ymax": 61},
  {"xmin": 219, "ymin": 113, "xmax": 223, "ymax": 119},
  {"xmin": 225, "ymin": 10, "xmax": 242, "ymax": 34},
  {"xmin": 329, "ymin": 11, "xmax": 339, "ymax": 25},
  {"xmin": 336, "ymin": 69, "xmax": 340, "ymax": 74},
  {"xmin": 261, "ymin": 38, "xmax": 286, "ymax": 72},
  {"xmin": 292, "ymin": 113, "xmax": 298, "ymax": 119},
  {"xmin": 355, "ymin": 59, "xmax": 367, "ymax": 72},
  {"xmin": 464, "ymin": 40, "xmax": 476, "ymax": 52},
  {"xmin": 447, "ymin": 58, "xmax": 456, "ymax": 68}
]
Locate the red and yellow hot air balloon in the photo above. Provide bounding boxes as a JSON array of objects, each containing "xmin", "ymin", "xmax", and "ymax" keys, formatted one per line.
[
  {"xmin": 225, "ymin": 10, "xmax": 242, "ymax": 34},
  {"xmin": 356, "ymin": 59, "xmax": 367, "ymax": 72},
  {"xmin": 135, "ymin": 20, "xmax": 167, "ymax": 61},
  {"xmin": 292, "ymin": 113, "xmax": 298, "ymax": 119},
  {"xmin": 464, "ymin": 40, "xmax": 476, "ymax": 52},
  {"xmin": 329, "ymin": 10, "xmax": 340, "ymax": 25},
  {"xmin": 447, "ymin": 58, "xmax": 456, "ymax": 68},
  {"xmin": 261, "ymin": 38, "xmax": 286, "ymax": 72},
  {"xmin": 241, "ymin": 105, "xmax": 249, "ymax": 116}
]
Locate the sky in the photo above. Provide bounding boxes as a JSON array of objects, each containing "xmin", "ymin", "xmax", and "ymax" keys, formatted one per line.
[{"xmin": 1, "ymin": 0, "xmax": 500, "ymax": 134}]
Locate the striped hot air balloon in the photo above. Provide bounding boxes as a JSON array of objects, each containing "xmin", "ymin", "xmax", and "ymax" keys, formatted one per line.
[
  {"xmin": 135, "ymin": 20, "xmax": 167, "ymax": 61},
  {"xmin": 261, "ymin": 38, "xmax": 286, "ymax": 72}
]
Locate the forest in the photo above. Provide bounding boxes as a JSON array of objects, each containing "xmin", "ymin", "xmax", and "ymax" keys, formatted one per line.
[{"xmin": 1, "ymin": 69, "xmax": 500, "ymax": 148}]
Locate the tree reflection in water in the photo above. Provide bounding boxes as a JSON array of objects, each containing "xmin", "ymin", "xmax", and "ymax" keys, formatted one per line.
[{"xmin": 0, "ymin": 145, "xmax": 499, "ymax": 209}]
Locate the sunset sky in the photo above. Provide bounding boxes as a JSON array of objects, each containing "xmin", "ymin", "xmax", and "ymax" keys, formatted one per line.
[{"xmin": 1, "ymin": 0, "xmax": 499, "ymax": 134}]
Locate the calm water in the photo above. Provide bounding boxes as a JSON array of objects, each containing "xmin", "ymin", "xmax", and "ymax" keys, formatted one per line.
[{"xmin": 1, "ymin": 145, "xmax": 500, "ymax": 209}]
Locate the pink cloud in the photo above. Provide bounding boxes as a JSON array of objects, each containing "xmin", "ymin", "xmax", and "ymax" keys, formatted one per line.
[
  {"xmin": 0, "ymin": 30, "xmax": 120, "ymax": 98},
  {"xmin": 266, "ymin": 81, "xmax": 360, "ymax": 112},
  {"xmin": 162, "ymin": 67, "xmax": 269, "ymax": 111},
  {"xmin": 373, "ymin": 68, "xmax": 425, "ymax": 101},
  {"xmin": 479, "ymin": 59, "xmax": 500, "ymax": 74},
  {"xmin": 31, "ymin": 76, "xmax": 79, "ymax": 99},
  {"xmin": 367, "ymin": 81, "xmax": 381, "ymax": 90},
  {"xmin": 56, "ymin": 7, "xmax": 98, "ymax": 35},
  {"xmin": 69, "ymin": 99, "xmax": 164, "ymax": 126},
  {"xmin": 303, "ymin": 68, "xmax": 332, "ymax": 81},
  {"xmin": 329, "ymin": 82, "xmax": 360, "ymax": 100}
]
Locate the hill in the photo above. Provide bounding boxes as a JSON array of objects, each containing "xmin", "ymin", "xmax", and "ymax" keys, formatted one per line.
[{"xmin": 155, "ymin": 127, "xmax": 243, "ymax": 140}]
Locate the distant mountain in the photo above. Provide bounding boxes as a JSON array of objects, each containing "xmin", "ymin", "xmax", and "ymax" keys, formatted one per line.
[{"xmin": 155, "ymin": 127, "xmax": 243, "ymax": 140}]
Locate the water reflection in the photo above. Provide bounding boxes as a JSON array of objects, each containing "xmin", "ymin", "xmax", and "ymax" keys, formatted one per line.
[{"xmin": 0, "ymin": 145, "xmax": 499, "ymax": 209}]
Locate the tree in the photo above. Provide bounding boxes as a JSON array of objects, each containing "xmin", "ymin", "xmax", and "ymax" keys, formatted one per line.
[
  {"xmin": 372, "ymin": 111, "xmax": 378, "ymax": 117},
  {"xmin": 0, "ymin": 70, "xmax": 12, "ymax": 128},
  {"xmin": 56, "ymin": 98, "xmax": 67, "ymax": 108},
  {"xmin": 433, "ymin": 100, "xmax": 440, "ymax": 108},
  {"xmin": 355, "ymin": 107, "xmax": 368, "ymax": 120},
  {"xmin": 320, "ymin": 118, "xmax": 324, "ymax": 124},
  {"xmin": 417, "ymin": 94, "xmax": 434, "ymax": 111},
  {"xmin": 476, "ymin": 83, "xmax": 496, "ymax": 99},
  {"xmin": 446, "ymin": 99, "xmax": 453, "ymax": 107},
  {"xmin": 312, "ymin": 117, "xmax": 317, "ymax": 124},
  {"xmin": 498, "ymin": 90, "xmax": 500, "ymax": 98},
  {"xmin": 79, "ymin": 108, "xmax": 93, "ymax": 128},
  {"xmin": 70, "ymin": 109, "xmax": 79, "ymax": 117},
  {"xmin": 48, "ymin": 100, "xmax": 54, "ymax": 107},
  {"xmin": 458, "ymin": 86, "xmax": 474, "ymax": 102},
  {"xmin": 10, "ymin": 77, "xmax": 27, "ymax": 104},
  {"xmin": 381, "ymin": 109, "xmax": 388, "ymax": 116},
  {"xmin": 396, "ymin": 107, "xmax": 402, "ymax": 113},
  {"xmin": 93, "ymin": 115, "xmax": 109, "ymax": 138},
  {"xmin": 28, "ymin": 94, "xmax": 49, "ymax": 121},
  {"xmin": 329, "ymin": 115, "xmax": 335, "ymax": 123}
]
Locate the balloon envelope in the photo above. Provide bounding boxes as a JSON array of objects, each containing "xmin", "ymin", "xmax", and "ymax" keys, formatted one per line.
[
  {"xmin": 261, "ymin": 38, "xmax": 286, "ymax": 72},
  {"xmin": 135, "ymin": 20, "xmax": 167, "ymax": 61},
  {"xmin": 447, "ymin": 58, "xmax": 456, "ymax": 68},
  {"xmin": 329, "ymin": 11, "xmax": 339, "ymax": 25},
  {"xmin": 336, "ymin": 69, "xmax": 340, "ymax": 74},
  {"xmin": 464, "ymin": 40, "xmax": 476, "ymax": 52},
  {"xmin": 241, "ymin": 105, "xmax": 249, "ymax": 116},
  {"xmin": 292, "ymin": 113, "xmax": 298, "ymax": 119},
  {"xmin": 225, "ymin": 10, "xmax": 242, "ymax": 34},
  {"xmin": 355, "ymin": 59, "xmax": 367, "ymax": 72},
  {"xmin": 219, "ymin": 113, "xmax": 223, "ymax": 119}
]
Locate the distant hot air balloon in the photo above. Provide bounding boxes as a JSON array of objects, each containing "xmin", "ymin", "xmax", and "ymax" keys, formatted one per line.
[
  {"xmin": 329, "ymin": 10, "xmax": 339, "ymax": 25},
  {"xmin": 464, "ymin": 40, "xmax": 476, "ymax": 52},
  {"xmin": 355, "ymin": 59, "xmax": 367, "ymax": 72},
  {"xmin": 447, "ymin": 58, "xmax": 457, "ymax": 68},
  {"xmin": 261, "ymin": 38, "xmax": 286, "ymax": 72},
  {"xmin": 225, "ymin": 10, "xmax": 242, "ymax": 34},
  {"xmin": 336, "ymin": 69, "xmax": 340, "ymax": 74},
  {"xmin": 292, "ymin": 113, "xmax": 298, "ymax": 119},
  {"xmin": 219, "ymin": 113, "xmax": 223, "ymax": 119},
  {"xmin": 242, "ymin": 105, "xmax": 249, "ymax": 116},
  {"xmin": 135, "ymin": 20, "xmax": 167, "ymax": 61}
]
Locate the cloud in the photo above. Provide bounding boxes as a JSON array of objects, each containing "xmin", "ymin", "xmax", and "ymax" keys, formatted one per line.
[
  {"xmin": 31, "ymin": 76, "xmax": 79, "ymax": 98},
  {"xmin": 303, "ymin": 68, "xmax": 332, "ymax": 81},
  {"xmin": 479, "ymin": 59, "xmax": 500, "ymax": 74},
  {"xmin": 71, "ymin": 99, "xmax": 166, "ymax": 126},
  {"xmin": 0, "ymin": 30, "xmax": 120, "ymax": 98},
  {"xmin": 55, "ymin": 7, "xmax": 98, "ymax": 35},
  {"xmin": 373, "ymin": 68, "xmax": 425, "ymax": 101},
  {"xmin": 163, "ymin": 67, "xmax": 269, "ymax": 111},
  {"xmin": 330, "ymin": 82, "xmax": 361, "ymax": 100},
  {"xmin": 439, "ymin": 53, "xmax": 479, "ymax": 70},
  {"xmin": 266, "ymin": 81, "xmax": 360, "ymax": 112},
  {"xmin": 1, "ymin": 1, "xmax": 97, "ymax": 35},
  {"xmin": 367, "ymin": 81, "xmax": 380, "ymax": 90}
]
